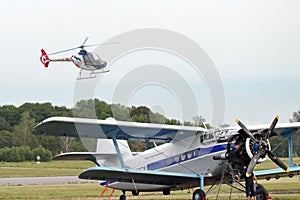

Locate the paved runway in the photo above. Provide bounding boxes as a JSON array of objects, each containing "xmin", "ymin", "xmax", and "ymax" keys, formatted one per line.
[{"xmin": 0, "ymin": 176, "xmax": 95, "ymax": 185}]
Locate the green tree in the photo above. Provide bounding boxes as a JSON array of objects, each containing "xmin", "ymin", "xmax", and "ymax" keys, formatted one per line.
[
  {"xmin": 51, "ymin": 105, "xmax": 72, "ymax": 117},
  {"xmin": 269, "ymin": 136, "xmax": 288, "ymax": 157},
  {"xmin": 12, "ymin": 112, "xmax": 38, "ymax": 148},
  {"xmin": 130, "ymin": 106, "xmax": 150, "ymax": 118},
  {"xmin": 149, "ymin": 112, "xmax": 167, "ymax": 124},
  {"xmin": 128, "ymin": 141, "xmax": 148, "ymax": 152},
  {"xmin": 73, "ymin": 99, "xmax": 97, "ymax": 118},
  {"xmin": 95, "ymin": 99, "xmax": 112, "ymax": 119},
  {"xmin": 166, "ymin": 119, "xmax": 181, "ymax": 125},
  {"xmin": 183, "ymin": 121, "xmax": 193, "ymax": 126},
  {"xmin": 111, "ymin": 104, "xmax": 131, "ymax": 121},
  {"xmin": 0, "ymin": 117, "xmax": 11, "ymax": 131},
  {"xmin": 0, "ymin": 105, "xmax": 19, "ymax": 129},
  {"xmin": 0, "ymin": 130, "xmax": 13, "ymax": 148},
  {"xmin": 39, "ymin": 135, "xmax": 60, "ymax": 156},
  {"xmin": 132, "ymin": 114, "xmax": 151, "ymax": 123},
  {"xmin": 19, "ymin": 102, "xmax": 54, "ymax": 122},
  {"xmin": 32, "ymin": 146, "xmax": 52, "ymax": 162}
]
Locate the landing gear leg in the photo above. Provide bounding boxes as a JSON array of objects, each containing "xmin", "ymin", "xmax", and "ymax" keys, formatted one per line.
[
  {"xmin": 119, "ymin": 191, "xmax": 126, "ymax": 200},
  {"xmin": 192, "ymin": 189, "xmax": 205, "ymax": 200}
]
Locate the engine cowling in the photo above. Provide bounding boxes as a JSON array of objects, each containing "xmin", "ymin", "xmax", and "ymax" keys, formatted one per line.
[{"xmin": 245, "ymin": 133, "xmax": 271, "ymax": 163}]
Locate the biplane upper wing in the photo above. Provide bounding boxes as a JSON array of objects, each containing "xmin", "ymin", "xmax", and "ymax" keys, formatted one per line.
[
  {"xmin": 227, "ymin": 122, "xmax": 300, "ymax": 137},
  {"xmin": 32, "ymin": 116, "xmax": 206, "ymax": 142},
  {"xmin": 248, "ymin": 122, "xmax": 300, "ymax": 137}
]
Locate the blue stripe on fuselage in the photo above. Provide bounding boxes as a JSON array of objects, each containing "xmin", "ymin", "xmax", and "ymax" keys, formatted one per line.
[{"xmin": 147, "ymin": 143, "xmax": 227, "ymax": 170}]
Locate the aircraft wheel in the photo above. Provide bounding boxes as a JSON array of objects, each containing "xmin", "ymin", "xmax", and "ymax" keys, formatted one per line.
[
  {"xmin": 192, "ymin": 189, "xmax": 205, "ymax": 200},
  {"xmin": 119, "ymin": 194, "xmax": 126, "ymax": 200},
  {"xmin": 132, "ymin": 190, "xmax": 139, "ymax": 196},
  {"xmin": 163, "ymin": 189, "xmax": 170, "ymax": 195}
]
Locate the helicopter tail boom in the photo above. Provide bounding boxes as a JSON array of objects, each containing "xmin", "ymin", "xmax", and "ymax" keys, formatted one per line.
[{"xmin": 40, "ymin": 49, "xmax": 74, "ymax": 68}]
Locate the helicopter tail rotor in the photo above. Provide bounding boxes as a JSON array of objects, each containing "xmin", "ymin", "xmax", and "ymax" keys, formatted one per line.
[{"xmin": 40, "ymin": 49, "xmax": 51, "ymax": 68}]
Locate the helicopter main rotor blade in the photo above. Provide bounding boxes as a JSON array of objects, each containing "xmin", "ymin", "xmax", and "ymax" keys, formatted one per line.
[
  {"xmin": 246, "ymin": 151, "xmax": 262, "ymax": 177},
  {"xmin": 48, "ymin": 47, "xmax": 79, "ymax": 56},
  {"xmin": 266, "ymin": 150, "xmax": 289, "ymax": 172},
  {"xmin": 80, "ymin": 37, "xmax": 89, "ymax": 48},
  {"xmin": 84, "ymin": 42, "xmax": 120, "ymax": 48},
  {"xmin": 265, "ymin": 115, "xmax": 279, "ymax": 139},
  {"xmin": 236, "ymin": 119, "xmax": 258, "ymax": 142},
  {"xmin": 48, "ymin": 37, "xmax": 120, "ymax": 56}
]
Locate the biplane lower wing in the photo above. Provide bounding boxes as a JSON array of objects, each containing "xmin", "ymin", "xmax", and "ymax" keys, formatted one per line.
[
  {"xmin": 78, "ymin": 166, "xmax": 210, "ymax": 191},
  {"xmin": 254, "ymin": 165, "xmax": 300, "ymax": 180}
]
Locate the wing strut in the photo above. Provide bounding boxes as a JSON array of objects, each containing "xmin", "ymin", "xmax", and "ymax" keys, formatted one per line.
[
  {"xmin": 275, "ymin": 125, "xmax": 298, "ymax": 168},
  {"xmin": 282, "ymin": 129, "xmax": 299, "ymax": 168},
  {"xmin": 112, "ymin": 136, "xmax": 127, "ymax": 168},
  {"xmin": 110, "ymin": 128, "xmax": 128, "ymax": 169},
  {"xmin": 199, "ymin": 174, "xmax": 204, "ymax": 190}
]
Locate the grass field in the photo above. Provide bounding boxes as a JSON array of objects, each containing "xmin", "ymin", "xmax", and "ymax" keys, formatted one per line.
[
  {"xmin": 0, "ymin": 158, "xmax": 299, "ymax": 199},
  {"xmin": 0, "ymin": 161, "xmax": 94, "ymax": 178}
]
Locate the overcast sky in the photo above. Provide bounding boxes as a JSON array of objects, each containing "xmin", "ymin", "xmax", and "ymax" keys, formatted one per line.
[{"xmin": 0, "ymin": 1, "xmax": 299, "ymax": 125}]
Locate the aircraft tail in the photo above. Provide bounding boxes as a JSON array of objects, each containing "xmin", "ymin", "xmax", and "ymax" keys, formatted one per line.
[
  {"xmin": 53, "ymin": 139, "xmax": 133, "ymax": 167},
  {"xmin": 95, "ymin": 139, "xmax": 133, "ymax": 167},
  {"xmin": 40, "ymin": 49, "xmax": 50, "ymax": 68}
]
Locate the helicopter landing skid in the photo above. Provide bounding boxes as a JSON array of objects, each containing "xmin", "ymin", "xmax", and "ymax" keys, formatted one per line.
[
  {"xmin": 76, "ymin": 69, "xmax": 109, "ymax": 80},
  {"xmin": 91, "ymin": 69, "xmax": 110, "ymax": 74},
  {"xmin": 76, "ymin": 75, "xmax": 97, "ymax": 80}
]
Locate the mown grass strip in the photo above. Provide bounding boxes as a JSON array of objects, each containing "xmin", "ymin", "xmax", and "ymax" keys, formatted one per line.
[{"xmin": 0, "ymin": 177, "xmax": 299, "ymax": 200}]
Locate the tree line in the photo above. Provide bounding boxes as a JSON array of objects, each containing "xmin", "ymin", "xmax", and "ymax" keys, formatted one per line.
[
  {"xmin": 0, "ymin": 99, "xmax": 299, "ymax": 162},
  {"xmin": 0, "ymin": 99, "xmax": 189, "ymax": 161}
]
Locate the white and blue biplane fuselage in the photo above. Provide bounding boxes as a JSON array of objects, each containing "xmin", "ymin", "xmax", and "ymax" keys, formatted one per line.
[
  {"xmin": 33, "ymin": 117, "xmax": 300, "ymax": 200},
  {"xmin": 95, "ymin": 130, "xmax": 227, "ymax": 191}
]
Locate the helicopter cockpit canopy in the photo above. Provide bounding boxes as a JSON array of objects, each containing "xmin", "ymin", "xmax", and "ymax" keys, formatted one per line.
[{"xmin": 82, "ymin": 52, "xmax": 107, "ymax": 69}]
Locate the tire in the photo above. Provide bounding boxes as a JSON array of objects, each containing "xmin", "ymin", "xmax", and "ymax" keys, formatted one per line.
[
  {"xmin": 163, "ymin": 189, "xmax": 170, "ymax": 195},
  {"xmin": 192, "ymin": 189, "xmax": 205, "ymax": 200},
  {"xmin": 119, "ymin": 194, "xmax": 126, "ymax": 200},
  {"xmin": 132, "ymin": 190, "xmax": 139, "ymax": 196}
]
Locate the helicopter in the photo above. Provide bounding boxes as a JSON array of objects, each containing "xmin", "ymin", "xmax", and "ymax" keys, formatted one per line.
[{"xmin": 40, "ymin": 37, "xmax": 111, "ymax": 80}]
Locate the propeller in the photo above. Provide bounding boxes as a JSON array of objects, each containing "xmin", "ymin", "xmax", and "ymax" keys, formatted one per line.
[
  {"xmin": 48, "ymin": 37, "xmax": 119, "ymax": 56},
  {"xmin": 265, "ymin": 115, "xmax": 279, "ymax": 139},
  {"xmin": 236, "ymin": 116, "xmax": 289, "ymax": 177},
  {"xmin": 236, "ymin": 119, "xmax": 258, "ymax": 143}
]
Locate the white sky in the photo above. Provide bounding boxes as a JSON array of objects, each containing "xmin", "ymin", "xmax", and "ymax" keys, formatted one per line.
[{"xmin": 0, "ymin": 0, "xmax": 299, "ymax": 125}]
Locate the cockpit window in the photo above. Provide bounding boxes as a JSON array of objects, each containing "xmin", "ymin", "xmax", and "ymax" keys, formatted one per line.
[
  {"xmin": 83, "ymin": 52, "xmax": 105, "ymax": 67},
  {"xmin": 200, "ymin": 130, "xmax": 217, "ymax": 145}
]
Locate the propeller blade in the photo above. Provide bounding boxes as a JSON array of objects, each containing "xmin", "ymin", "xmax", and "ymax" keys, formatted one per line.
[
  {"xmin": 267, "ymin": 150, "xmax": 289, "ymax": 173},
  {"xmin": 265, "ymin": 115, "xmax": 279, "ymax": 139},
  {"xmin": 48, "ymin": 47, "xmax": 79, "ymax": 56},
  {"xmin": 236, "ymin": 119, "xmax": 258, "ymax": 142},
  {"xmin": 246, "ymin": 151, "xmax": 261, "ymax": 177}
]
